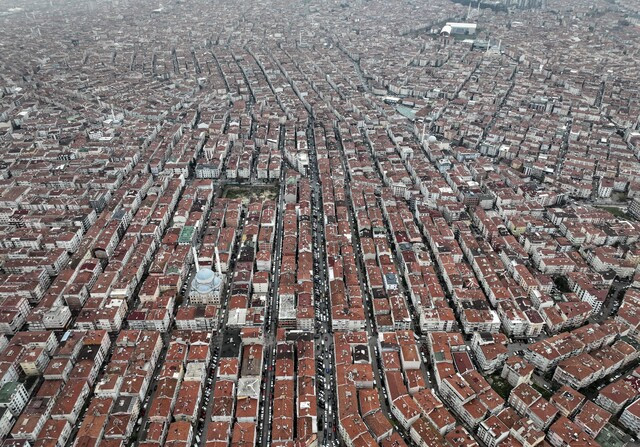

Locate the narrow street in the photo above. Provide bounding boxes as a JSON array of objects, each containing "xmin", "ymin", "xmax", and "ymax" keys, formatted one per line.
[
  {"xmin": 309, "ymin": 121, "xmax": 339, "ymax": 446},
  {"xmin": 259, "ymin": 164, "xmax": 287, "ymax": 446},
  {"xmin": 332, "ymin": 125, "xmax": 413, "ymax": 441}
]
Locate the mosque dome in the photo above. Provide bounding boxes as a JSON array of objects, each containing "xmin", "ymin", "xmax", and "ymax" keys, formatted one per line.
[
  {"xmin": 193, "ymin": 268, "xmax": 222, "ymax": 294},
  {"xmin": 195, "ymin": 268, "xmax": 215, "ymax": 284}
]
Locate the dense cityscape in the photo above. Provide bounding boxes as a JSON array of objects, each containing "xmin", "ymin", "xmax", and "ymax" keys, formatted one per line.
[{"xmin": 1, "ymin": 0, "xmax": 640, "ymax": 446}]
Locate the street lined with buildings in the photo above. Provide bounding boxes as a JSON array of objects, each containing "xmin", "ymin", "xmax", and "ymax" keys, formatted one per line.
[{"xmin": 1, "ymin": 0, "xmax": 640, "ymax": 447}]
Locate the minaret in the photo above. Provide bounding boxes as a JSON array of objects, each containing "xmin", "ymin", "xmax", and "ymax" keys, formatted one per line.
[
  {"xmin": 192, "ymin": 246, "xmax": 200, "ymax": 272},
  {"xmin": 214, "ymin": 247, "xmax": 222, "ymax": 275}
]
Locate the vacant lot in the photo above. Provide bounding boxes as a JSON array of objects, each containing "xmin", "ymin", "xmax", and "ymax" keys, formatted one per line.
[
  {"xmin": 488, "ymin": 374, "xmax": 513, "ymax": 400},
  {"xmin": 222, "ymin": 184, "xmax": 278, "ymax": 204}
]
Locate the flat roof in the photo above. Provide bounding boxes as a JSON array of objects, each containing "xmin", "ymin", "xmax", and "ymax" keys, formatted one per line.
[
  {"xmin": 0, "ymin": 382, "xmax": 21, "ymax": 403},
  {"xmin": 595, "ymin": 423, "xmax": 633, "ymax": 447},
  {"xmin": 446, "ymin": 22, "xmax": 477, "ymax": 28},
  {"xmin": 178, "ymin": 226, "xmax": 195, "ymax": 244}
]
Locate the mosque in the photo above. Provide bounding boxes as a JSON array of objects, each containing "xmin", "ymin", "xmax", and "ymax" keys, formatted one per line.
[{"xmin": 189, "ymin": 247, "xmax": 224, "ymax": 305}]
